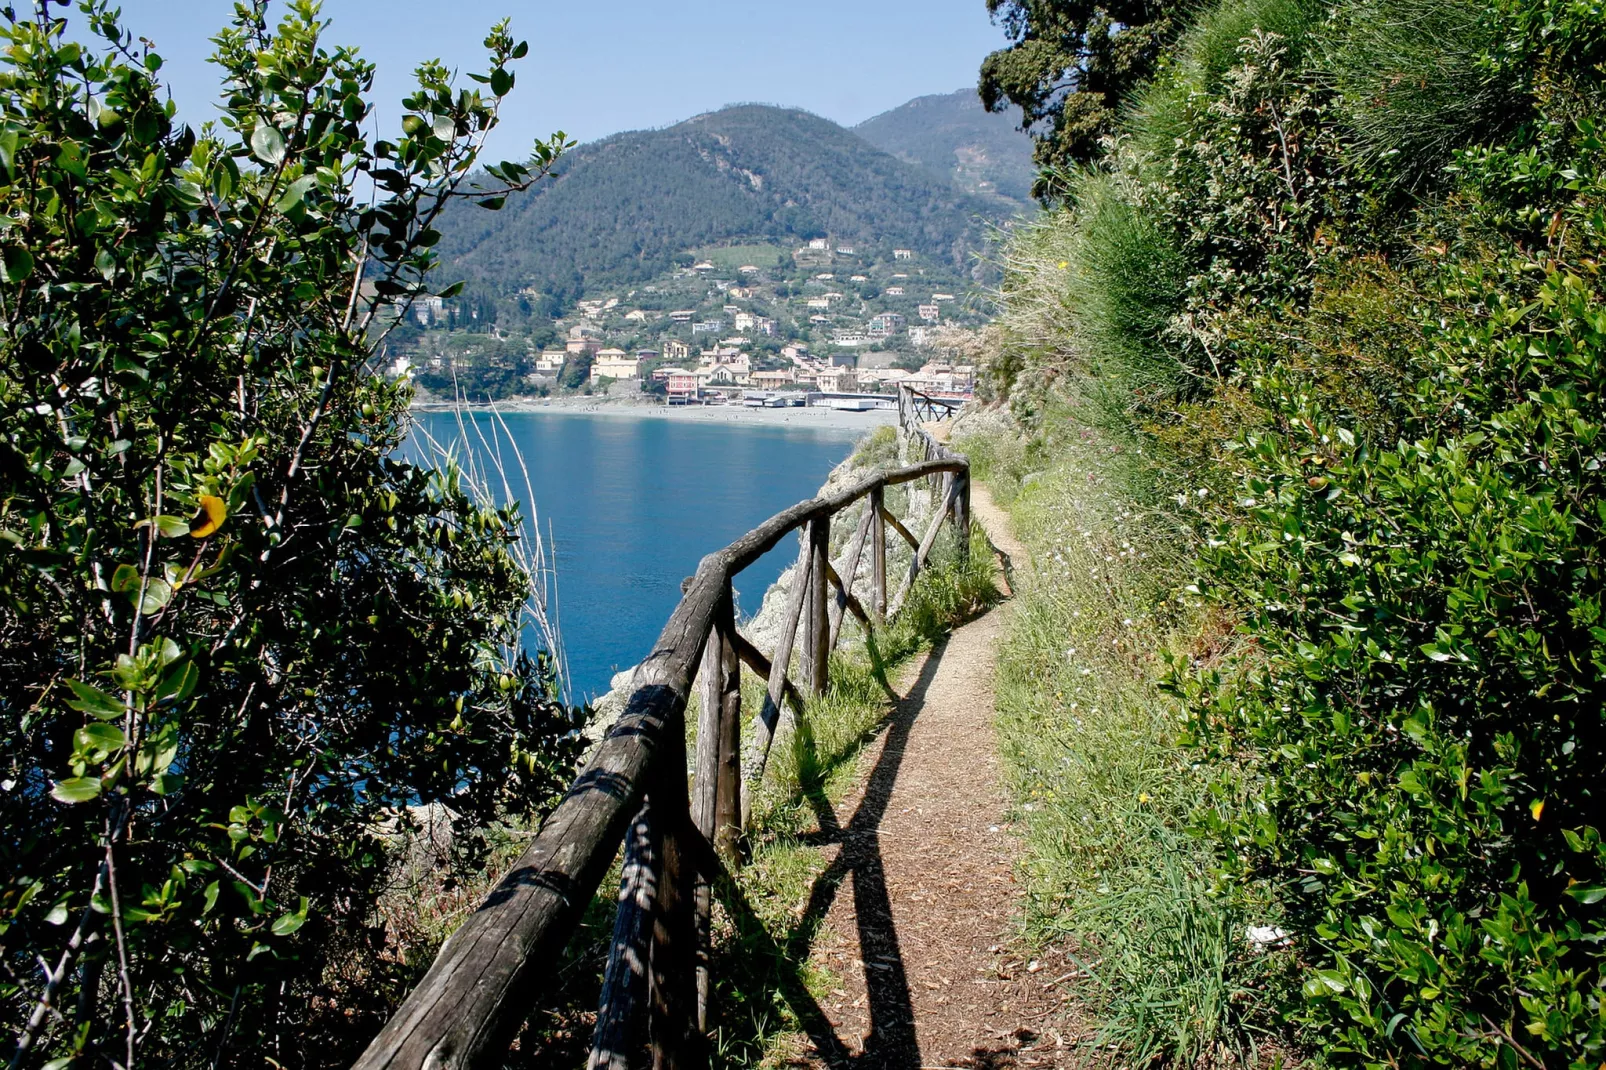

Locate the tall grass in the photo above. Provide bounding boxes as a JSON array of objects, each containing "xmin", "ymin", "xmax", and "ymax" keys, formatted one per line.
[
  {"xmin": 1319, "ymin": 0, "xmax": 1516, "ymax": 185},
  {"xmin": 958, "ymin": 411, "xmax": 1294, "ymax": 1065},
  {"xmin": 1131, "ymin": 0, "xmax": 1319, "ymax": 159},
  {"xmin": 991, "ymin": 174, "xmax": 1188, "ymax": 425}
]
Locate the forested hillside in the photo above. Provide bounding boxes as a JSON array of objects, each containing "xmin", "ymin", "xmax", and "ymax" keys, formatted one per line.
[
  {"xmin": 970, "ymin": 0, "xmax": 1606, "ymax": 1064},
  {"xmin": 434, "ymin": 104, "xmax": 996, "ymax": 311},
  {"xmin": 853, "ymin": 87, "xmax": 1037, "ymax": 204}
]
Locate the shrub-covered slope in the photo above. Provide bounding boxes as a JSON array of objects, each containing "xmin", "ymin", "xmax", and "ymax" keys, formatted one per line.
[
  {"xmin": 434, "ymin": 104, "xmax": 998, "ymax": 307},
  {"xmin": 980, "ymin": 0, "xmax": 1606, "ymax": 1063},
  {"xmin": 853, "ymin": 87, "xmax": 1038, "ymax": 205}
]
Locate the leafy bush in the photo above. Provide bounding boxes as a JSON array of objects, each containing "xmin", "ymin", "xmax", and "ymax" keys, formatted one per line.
[
  {"xmin": 1177, "ymin": 127, "xmax": 1606, "ymax": 1064},
  {"xmin": 988, "ymin": 0, "xmax": 1606, "ymax": 1062},
  {"xmin": 0, "ymin": 4, "xmax": 577, "ymax": 1066}
]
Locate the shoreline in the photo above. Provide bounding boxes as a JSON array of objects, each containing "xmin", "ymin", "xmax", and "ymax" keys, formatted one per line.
[{"xmin": 411, "ymin": 394, "xmax": 898, "ymax": 432}]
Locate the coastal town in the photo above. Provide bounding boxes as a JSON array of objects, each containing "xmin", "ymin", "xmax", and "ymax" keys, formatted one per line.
[{"xmin": 391, "ymin": 236, "xmax": 985, "ymax": 406}]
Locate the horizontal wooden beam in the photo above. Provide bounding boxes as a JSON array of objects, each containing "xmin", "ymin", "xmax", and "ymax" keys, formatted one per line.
[
  {"xmin": 824, "ymin": 561, "xmax": 872, "ymax": 632},
  {"xmin": 729, "ymin": 631, "xmax": 806, "ymax": 717},
  {"xmin": 881, "ymin": 506, "xmax": 919, "ymax": 552}
]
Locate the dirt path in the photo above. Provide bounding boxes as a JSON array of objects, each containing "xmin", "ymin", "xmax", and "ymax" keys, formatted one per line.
[{"xmin": 797, "ymin": 483, "xmax": 1064, "ymax": 1069}]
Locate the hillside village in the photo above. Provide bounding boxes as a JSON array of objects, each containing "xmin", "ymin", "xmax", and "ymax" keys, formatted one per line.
[{"xmin": 389, "ymin": 236, "xmax": 986, "ymax": 403}]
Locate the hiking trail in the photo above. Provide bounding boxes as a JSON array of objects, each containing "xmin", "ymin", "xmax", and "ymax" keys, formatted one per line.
[{"xmin": 796, "ymin": 481, "xmax": 1071, "ymax": 1069}]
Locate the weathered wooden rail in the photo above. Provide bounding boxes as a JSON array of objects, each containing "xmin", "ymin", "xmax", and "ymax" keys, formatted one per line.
[
  {"xmin": 352, "ymin": 417, "xmax": 971, "ymax": 1070},
  {"xmin": 898, "ymin": 385, "xmax": 965, "ymax": 425}
]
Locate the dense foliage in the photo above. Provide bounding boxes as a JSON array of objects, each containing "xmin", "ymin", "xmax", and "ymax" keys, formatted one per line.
[
  {"xmin": 979, "ymin": 0, "xmax": 1190, "ymax": 197},
  {"xmin": 432, "ymin": 105, "xmax": 996, "ymax": 315},
  {"xmin": 0, "ymin": 3, "xmax": 580, "ymax": 1066},
  {"xmin": 985, "ymin": 0, "xmax": 1606, "ymax": 1062}
]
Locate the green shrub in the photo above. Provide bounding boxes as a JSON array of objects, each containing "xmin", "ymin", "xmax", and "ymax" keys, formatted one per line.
[
  {"xmin": 1174, "ymin": 129, "xmax": 1606, "ymax": 1065},
  {"xmin": 0, "ymin": 6, "xmax": 574, "ymax": 1066}
]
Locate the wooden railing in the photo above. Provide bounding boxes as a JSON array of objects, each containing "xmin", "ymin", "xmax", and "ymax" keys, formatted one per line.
[
  {"xmin": 352, "ymin": 430, "xmax": 971, "ymax": 1070},
  {"xmin": 897, "ymin": 384, "xmax": 964, "ymax": 426}
]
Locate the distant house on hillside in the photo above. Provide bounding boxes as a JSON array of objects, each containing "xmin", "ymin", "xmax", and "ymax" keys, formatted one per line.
[
  {"xmin": 536, "ymin": 350, "xmax": 566, "ymax": 373},
  {"xmin": 591, "ymin": 349, "xmax": 640, "ymax": 383},
  {"xmin": 693, "ymin": 261, "xmax": 716, "ymax": 272},
  {"xmin": 907, "ymin": 326, "xmax": 935, "ymax": 347},
  {"xmin": 868, "ymin": 313, "xmax": 906, "ymax": 338},
  {"xmin": 663, "ymin": 339, "xmax": 691, "ymax": 363},
  {"xmin": 818, "ymin": 367, "xmax": 859, "ymax": 392},
  {"xmin": 666, "ymin": 369, "xmax": 700, "ymax": 402},
  {"xmin": 893, "ymin": 249, "xmax": 914, "ymax": 260},
  {"xmin": 932, "ymin": 293, "xmax": 955, "ymax": 302},
  {"xmin": 669, "ymin": 310, "xmax": 696, "ymax": 323},
  {"xmin": 691, "ymin": 320, "xmax": 723, "ymax": 335},
  {"xmin": 885, "ymin": 286, "xmax": 905, "ymax": 297},
  {"xmin": 918, "ymin": 303, "xmax": 941, "ymax": 323},
  {"xmin": 835, "ymin": 245, "xmax": 855, "ymax": 255},
  {"xmin": 808, "ymin": 238, "xmax": 829, "ymax": 251}
]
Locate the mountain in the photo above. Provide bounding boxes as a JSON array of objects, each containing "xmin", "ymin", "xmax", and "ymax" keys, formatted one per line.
[
  {"xmin": 435, "ymin": 104, "xmax": 1000, "ymax": 309},
  {"xmin": 853, "ymin": 88, "xmax": 1037, "ymax": 205}
]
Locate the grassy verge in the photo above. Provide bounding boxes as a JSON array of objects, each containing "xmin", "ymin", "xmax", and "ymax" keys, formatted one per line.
[{"xmin": 956, "ymin": 409, "xmax": 1298, "ymax": 1066}]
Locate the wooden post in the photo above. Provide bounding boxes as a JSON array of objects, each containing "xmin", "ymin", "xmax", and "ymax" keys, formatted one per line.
[
  {"xmin": 590, "ymin": 805, "xmax": 658, "ymax": 1070},
  {"xmin": 741, "ymin": 545, "xmax": 811, "ymax": 824},
  {"xmin": 870, "ymin": 485, "xmax": 886, "ymax": 622},
  {"xmin": 648, "ymin": 708, "xmax": 699, "ymax": 1070},
  {"xmin": 889, "ymin": 481, "xmax": 958, "ymax": 617},
  {"xmin": 953, "ymin": 471, "xmax": 971, "ymax": 564},
  {"xmin": 827, "ymin": 504, "xmax": 875, "ymax": 651},
  {"xmin": 692, "ymin": 582, "xmax": 739, "ymax": 1033},
  {"xmin": 714, "ymin": 637, "xmax": 742, "ymax": 865},
  {"xmin": 798, "ymin": 518, "xmax": 830, "ymax": 696}
]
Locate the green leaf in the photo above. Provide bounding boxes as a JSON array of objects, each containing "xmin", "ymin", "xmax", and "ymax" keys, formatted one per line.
[
  {"xmin": 3, "ymin": 246, "xmax": 34, "ymax": 284},
  {"xmin": 43, "ymin": 900, "xmax": 69, "ymax": 926},
  {"xmin": 51, "ymin": 777, "xmax": 102, "ymax": 804},
  {"xmin": 1566, "ymin": 886, "xmax": 1606, "ymax": 905},
  {"xmin": 156, "ymin": 660, "xmax": 199, "ymax": 704},
  {"xmin": 136, "ymin": 578, "xmax": 173, "ymax": 614},
  {"xmin": 110, "ymin": 564, "xmax": 141, "ymax": 593},
  {"xmin": 150, "ymin": 773, "xmax": 184, "ymax": 795},
  {"xmin": 274, "ymin": 174, "xmax": 316, "ymax": 213},
  {"xmin": 0, "ymin": 124, "xmax": 18, "ymax": 175},
  {"xmin": 251, "ymin": 125, "xmax": 286, "ymax": 166},
  {"xmin": 511, "ymin": 40, "xmax": 529, "ymax": 60},
  {"xmin": 271, "ymin": 896, "xmax": 310, "ymax": 936},
  {"xmin": 489, "ymin": 68, "xmax": 513, "ymax": 97},
  {"xmin": 75, "ymin": 723, "xmax": 126, "ymax": 754},
  {"xmin": 476, "ymin": 196, "xmax": 506, "ymax": 211},
  {"xmin": 66, "ymin": 679, "xmax": 125, "ymax": 718}
]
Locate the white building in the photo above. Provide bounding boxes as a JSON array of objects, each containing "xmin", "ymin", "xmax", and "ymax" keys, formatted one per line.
[{"xmin": 591, "ymin": 349, "xmax": 641, "ymax": 383}]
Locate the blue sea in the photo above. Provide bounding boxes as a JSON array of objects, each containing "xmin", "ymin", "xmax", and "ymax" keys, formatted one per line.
[{"xmin": 411, "ymin": 410, "xmax": 869, "ymax": 702}]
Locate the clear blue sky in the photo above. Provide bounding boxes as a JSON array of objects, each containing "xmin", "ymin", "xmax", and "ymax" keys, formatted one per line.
[{"xmin": 73, "ymin": 1, "xmax": 1014, "ymax": 158}]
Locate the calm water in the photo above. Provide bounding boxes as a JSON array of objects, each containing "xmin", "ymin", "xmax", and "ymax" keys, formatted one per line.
[{"xmin": 413, "ymin": 411, "xmax": 867, "ymax": 702}]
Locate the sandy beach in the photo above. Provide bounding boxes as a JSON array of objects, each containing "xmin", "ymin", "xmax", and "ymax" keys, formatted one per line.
[{"xmin": 413, "ymin": 394, "xmax": 898, "ymax": 432}]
